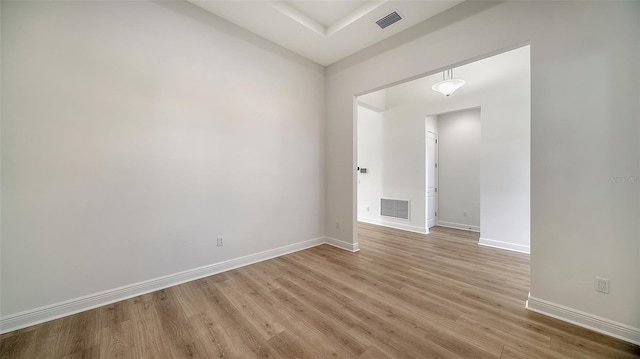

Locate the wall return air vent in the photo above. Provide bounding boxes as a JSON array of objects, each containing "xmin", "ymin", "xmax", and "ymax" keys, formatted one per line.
[
  {"xmin": 380, "ymin": 199, "xmax": 410, "ymax": 220},
  {"xmin": 376, "ymin": 11, "xmax": 403, "ymax": 29}
]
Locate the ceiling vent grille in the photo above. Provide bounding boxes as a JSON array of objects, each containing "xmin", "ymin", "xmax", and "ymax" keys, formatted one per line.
[{"xmin": 376, "ymin": 11, "xmax": 403, "ymax": 29}]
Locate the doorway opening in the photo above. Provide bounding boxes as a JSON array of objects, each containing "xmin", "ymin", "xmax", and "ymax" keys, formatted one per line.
[
  {"xmin": 425, "ymin": 108, "xmax": 481, "ymax": 233},
  {"xmin": 356, "ymin": 44, "xmax": 530, "ymax": 254}
]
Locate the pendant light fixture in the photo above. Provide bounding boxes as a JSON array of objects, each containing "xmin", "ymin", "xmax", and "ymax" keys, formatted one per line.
[{"xmin": 432, "ymin": 68, "xmax": 465, "ymax": 96}]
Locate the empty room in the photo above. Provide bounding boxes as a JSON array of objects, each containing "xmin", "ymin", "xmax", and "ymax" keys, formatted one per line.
[{"xmin": 1, "ymin": 1, "xmax": 639, "ymax": 358}]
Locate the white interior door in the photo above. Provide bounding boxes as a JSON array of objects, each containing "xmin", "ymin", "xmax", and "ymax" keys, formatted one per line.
[{"xmin": 426, "ymin": 131, "xmax": 438, "ymax": 228}]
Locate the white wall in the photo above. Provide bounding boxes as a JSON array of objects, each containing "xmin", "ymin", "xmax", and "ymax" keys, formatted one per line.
[
  {"xmin": 357, "ymin": 106, "xmax": 383, "ymax": 221},
  {"xmin": 437, "ymin": 108, "xmax": 481, "ymax": 231},
  {"xmin": 1, "ymin": 1, "xmax": 325, "ymax": 318},
  {"xmin": 326, "ymin": 0, "xmax": 639, "ymax": 336},
  {"xmin": 478, "ymin": 73, "xmax": 530, "ymax": 254},
  {"xmin": 357, "ymin": 104, "xmax": 428, "ymax": 233},
  {"xmin": 372, "ymin": 104, "xmax": 427, "ymax": 232}
]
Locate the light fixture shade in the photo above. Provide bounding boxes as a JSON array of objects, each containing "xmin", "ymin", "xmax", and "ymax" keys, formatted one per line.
[{"xmin": 432, "ymin": 78, "xmax": 466, "ymax": 96}]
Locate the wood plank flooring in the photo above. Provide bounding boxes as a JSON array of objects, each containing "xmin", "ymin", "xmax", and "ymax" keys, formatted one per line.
[{"xmin": 1, "ymin": 223, "xmax": 639, "ymax": 358}]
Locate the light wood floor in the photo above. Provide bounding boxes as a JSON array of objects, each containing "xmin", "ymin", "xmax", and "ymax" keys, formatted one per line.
[{"xmin": 1, "ymin": 223, "xmax": 639, "ymax": 358}]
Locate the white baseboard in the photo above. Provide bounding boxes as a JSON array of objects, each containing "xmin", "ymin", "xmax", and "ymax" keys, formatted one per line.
[
  {"xmin": 479, "ymin": 237, "xmax": 530, "ymax": 254},
  {"xmin": 325, "ymin": 236, "xmax": 360, "ymax": 252},
  {"xmin": 526, "ymin": 295, "xmax": 640, "ymax": 346},
  {"xmin": 437, "ymin": 220, "xmax": 480, "ymax": 232},
  {"xmin": 358, "ymin": 217, "xmax": 427, "ymax": 234},
  {"xmin": 0, "ymin": 236, "xmax": 327, "ymax": 334}
]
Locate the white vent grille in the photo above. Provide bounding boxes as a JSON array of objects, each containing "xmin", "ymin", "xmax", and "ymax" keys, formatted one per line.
[
  {"xmin": 380, "ymin": 199, "xmax": 410, "ymax": 219},
  {"xmin": 376, "ymin": 11, "xmax": 403, "ymax": 29}
]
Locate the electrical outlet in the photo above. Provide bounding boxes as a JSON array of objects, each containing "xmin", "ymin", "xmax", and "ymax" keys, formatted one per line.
[
  {"xmin": 595, "ymin": 277, "xmax": 609, "ymax": 294},
  {"xmin": 463, "ymin": 211, "xmax": 468, "ymax": 217},
  {"xmin": 217, "ymin": 236, "xmax": 223, "ymax": 247},
  {"xmin": 336, "ymin": 222, "xmax": 340, "ymax": 229},
  {"xmin": 366, "ymin": 207, "xmax": 370, "ymax": 212}
]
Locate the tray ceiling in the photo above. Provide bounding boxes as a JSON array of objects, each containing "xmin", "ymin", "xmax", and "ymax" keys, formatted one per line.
[{"xmin": 189, "ymin": 0, "xmax": 464, "ymax": 66}]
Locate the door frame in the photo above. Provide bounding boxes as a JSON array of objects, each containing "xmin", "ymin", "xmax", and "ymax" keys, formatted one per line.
[{"xmin": 426, "ymin": 129, "xmax": 438, "ymax": 229}]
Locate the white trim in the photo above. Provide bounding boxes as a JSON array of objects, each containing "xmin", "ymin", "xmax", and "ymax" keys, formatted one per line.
[
  {"xmin": 479, "ymin": 237, "xmax": 530, "ymax": 254},
  {"xmin": 526, "ymin": 295, "xmax": 640, "ymax": 346},
  {"xmin": 437, "ymin": 220, "xmax": 480, "ymax": 233},
  {"xmin": 356, "ymin": 101, "xmax": 384, "ymax": 113},
  {"xmin": 357, "ymin": 217, "xmax": 428, "ymax": 234},
  {"xmin": 0, "ymin": 236, "xmax": 326, "ymax": 334},
  {"xmin": 325, "ymin": 236, "xmax": 360, "ymax": 252}
]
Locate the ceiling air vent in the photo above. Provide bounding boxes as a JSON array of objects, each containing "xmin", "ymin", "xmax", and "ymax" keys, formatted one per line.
[{"xmin": 376, "ymin": 11, "xmax": 403, "ymax": 29}]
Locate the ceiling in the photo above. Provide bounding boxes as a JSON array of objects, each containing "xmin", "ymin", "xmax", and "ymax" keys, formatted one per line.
[
  {"xmin": 189, "ymin": 0, "xmax": 464, "ymax": 66},
  {"xmin": 386, "ymin": 46, "xmax": 530, "ymax": 107},
  {"xmin": 361, "ymin": 45, "xmax": 530, "ymax": 108}
]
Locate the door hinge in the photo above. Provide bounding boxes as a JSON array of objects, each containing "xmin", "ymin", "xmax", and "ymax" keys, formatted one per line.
[
  {"xmin": 435, "ymin": 188, "xmax": 438, "ymax": 193},
  {"xmin": 435, "ymin": 139, "xmax": 438, "ymax": 144},
  {"xmin": 435, "ymin": 163, "xmax": 438, "ymax": 168},
  {"xmin": 435, "ymin": 211, "xmax": 438, "ymax": 216}
]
